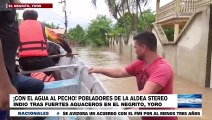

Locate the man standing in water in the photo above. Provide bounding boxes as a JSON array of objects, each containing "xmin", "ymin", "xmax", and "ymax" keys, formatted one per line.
[{"xmin": 89, "ymin": 31, "xmax": 177, "ymax": 120}]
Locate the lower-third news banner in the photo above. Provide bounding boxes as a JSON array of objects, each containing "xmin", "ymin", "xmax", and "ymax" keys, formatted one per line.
[{"xmin": 9, "ymin": 94, "xmax": 202, "ymax": 117}]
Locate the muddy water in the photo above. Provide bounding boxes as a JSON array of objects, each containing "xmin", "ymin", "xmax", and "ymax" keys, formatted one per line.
[{"xmin": 73, "ymin": 47, "xmax": 212, "ymax": 120}]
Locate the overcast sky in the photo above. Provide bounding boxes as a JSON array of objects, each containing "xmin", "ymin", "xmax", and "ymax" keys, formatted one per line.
[{"xmin": 17, "ymin": 0, "xmax": 172, "ymax": 29}]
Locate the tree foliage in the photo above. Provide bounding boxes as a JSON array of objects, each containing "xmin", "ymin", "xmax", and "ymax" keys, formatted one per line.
[
  {"xmin": 68, "ymin": 24, "xmax": 86, "ymax": 45},
  {"xmin": 92, "ymin": 0, "xmax": 149, "ymax": 31},
  {"xmin": 50, "ymin": 9, "xmax": 174, "ymax": 46},
  {"xmin": 137, "ymin": 10, "xmax": 155, "ymax": 32},
  {"xmin": 109, "ymin": 9, "xmax": 155, "ymax": 37},
  {"xmin": 163, "ymin": 27, "xmax": 174, "ymax": 41},
  {"xmin": 86, "ymin": 15, "xmax": 112, "ymax": 46}
]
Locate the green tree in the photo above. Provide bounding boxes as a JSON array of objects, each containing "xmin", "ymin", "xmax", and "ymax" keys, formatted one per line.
[
  {"xmin": 68, "ymin": 24, "xmax": 86, "ymax": 45},
  {"xmin": 92, "ymin": 0, "xmax": 150, "ymax": 31},
  {"xmin": 111, "ymin": 10, "xmax": 154, "ymax": 36},
  {"xmin": 86, "ymin": 15, "xmax": 112, "ymax": 46},
  {"xmin": 43, "ymin": 22, "xmax": 60, "ymax": 29},
  {"xmin": 109, "ymin": 24, "xmax": 125, "ymax": 37},
  {"xmin": 163, "ymin": 27, "xmax": 174, "ymax": 41},
  {"xmin": 109, "ymin": 12, "xmax": 132, "ymax": 38},
  {"xmin": 137, "ymin": 9, "xmax": 155, "ymax": 32}
]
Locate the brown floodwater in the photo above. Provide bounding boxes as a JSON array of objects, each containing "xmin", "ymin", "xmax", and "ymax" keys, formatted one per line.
[{"xmin": 74, "ymin": 47, "xmax": 212, "ymax": 120}]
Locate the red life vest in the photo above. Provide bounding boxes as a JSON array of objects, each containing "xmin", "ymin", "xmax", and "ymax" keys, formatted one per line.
[
  {"xmin": 18, "ymin": 20, "xmax": 48, "ymax": 57},
  {"xmin": 31, "ymin": 72, "xmax": 55, "ymax": 82}
]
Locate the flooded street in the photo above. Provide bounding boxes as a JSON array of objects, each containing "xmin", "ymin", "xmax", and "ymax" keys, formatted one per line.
[
  {"xmin": 74, "ymin": 47, "xmax": 137, "ymax": 94},
  {"xmin": 73, "ymin": 47, "xmax": 212, "ymax": 120}
]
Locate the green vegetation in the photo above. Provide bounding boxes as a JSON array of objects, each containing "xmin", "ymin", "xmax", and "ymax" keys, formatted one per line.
[
  {"xmin": 67, "ymin": 15, "xmax": 112, "ymax": 46},
  {"xmin": 137, "ymin": 10, "xmax": 155, "ymax": 32},
  {"xmin": 66, "ymin": 10, "xmax": 167, "ymax": 46},
  {"xmin": 68, "ymin": 24, "xmax": 86, "ymax": 46},
  {"xmin": 163, "ymin": 27, "xmax": 174, "ymax": 41},
  {"xmin": 45, "ymin": 0, "xmax": 174, "ymax": 46},
  {"xmin": 86, "ymin": 15, "xmax": 112, "ymax": 46},
  {"xmin": 92, "ymin": 0, "xmax": 149, "ymax": 31},
  {"xmin": 110, "ymin": 9, "xmax": 155, "ymax": 38},
  {"xmin": 111, "ymin": 12, "xmax": 132, "ymax": 37}
]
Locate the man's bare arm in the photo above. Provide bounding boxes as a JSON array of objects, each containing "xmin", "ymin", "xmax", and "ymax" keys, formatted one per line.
[{"xmin": 88, "ymin": 67, "xmax": 131, "ymax": 78}]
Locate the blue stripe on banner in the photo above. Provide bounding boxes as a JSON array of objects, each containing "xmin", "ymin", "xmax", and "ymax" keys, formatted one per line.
[{"xmin": 177, "ymin": 94, "xmax": 202, "ymax": 108}]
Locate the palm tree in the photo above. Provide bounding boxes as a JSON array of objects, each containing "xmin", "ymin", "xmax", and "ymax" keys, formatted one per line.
[
  {"xmin": 92, "ymin": 0, "xmax": 122, "ymax": 19},
  {"xmin": 92, "ymin": 0, "xmax": 149, "ymax": 31}
]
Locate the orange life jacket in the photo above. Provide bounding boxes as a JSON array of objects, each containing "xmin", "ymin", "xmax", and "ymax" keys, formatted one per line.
[
  {"xmin": 31, "ymin": 72, "xmax": 55, "ymax": 82},
  {"xmin": 18, "ymin": 20, "xmax": 48, "ymax": 57}
]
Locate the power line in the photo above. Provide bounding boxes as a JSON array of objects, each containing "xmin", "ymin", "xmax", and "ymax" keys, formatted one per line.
[{"xmin": 58, "ymin": 0, "xmax": 68, "ymax": 33}]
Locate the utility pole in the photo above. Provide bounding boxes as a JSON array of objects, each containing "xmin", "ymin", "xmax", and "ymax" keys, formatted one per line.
[{"xmin": 58, "ymin": 0, "xmax": 67, "ymax": 33}]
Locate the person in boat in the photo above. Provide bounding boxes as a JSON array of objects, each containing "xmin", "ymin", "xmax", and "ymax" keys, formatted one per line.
[
  {"xmin": 18, "ymin": 10, "xmax": 72, "ymax": 80},
  {"xmin": 89, "ymin": 31, "xmax": 177, "ymax": 120},
  {"xmin": 0, "ymin": 1, "xmax": 44, "ymax": 119},
  {"xmin": 30, "ymin": 42, "xmax": 61, "ymax": 82}
]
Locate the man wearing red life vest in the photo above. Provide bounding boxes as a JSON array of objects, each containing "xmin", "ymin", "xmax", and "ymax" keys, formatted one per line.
[
  {"xmin": 31, "ymin": 42, "xmax": 62, "ymax": 82},
  {"xmin": 18, "ymin": 10, "xmax": 72, "ymax": 80}
]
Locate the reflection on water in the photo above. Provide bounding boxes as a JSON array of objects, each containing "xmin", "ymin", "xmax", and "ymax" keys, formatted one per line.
[{"xmin": 74, "ymin": 47, "xmax": 212, "ymax": 120}]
